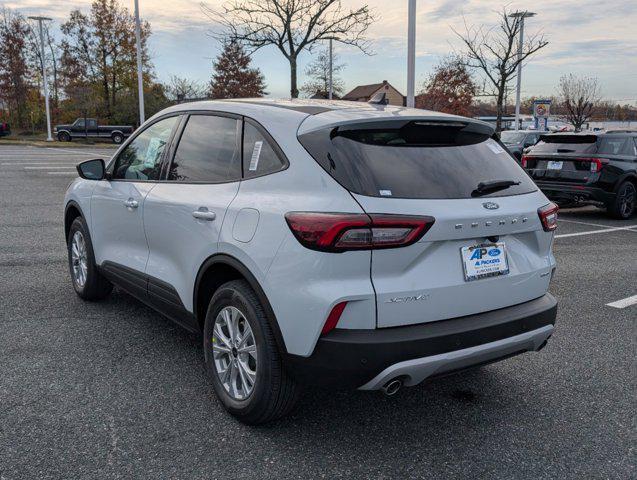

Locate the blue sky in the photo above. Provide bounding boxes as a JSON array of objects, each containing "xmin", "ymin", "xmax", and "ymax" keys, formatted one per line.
[{"xmin": 10, "ymin": 0, "xmax": 637, "ymax": 105}]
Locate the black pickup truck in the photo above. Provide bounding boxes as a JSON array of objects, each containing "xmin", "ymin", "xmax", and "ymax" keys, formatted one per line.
[{"xmin": 54, "ymin": 118, "xmax": 133, "ymax": 144}]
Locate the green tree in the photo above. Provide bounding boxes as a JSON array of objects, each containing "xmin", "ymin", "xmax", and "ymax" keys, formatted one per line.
[
  {"xmin": 60, "ymin": 0, "xmax": 153, "ymax": 122},
  {"xmin": 0, "ymin": 7, "xmax": 32, "ymax": 129},
  {"xmin": 209, "ymin": 40, "xmax": 266, "ymax": 99},
  {"xmin": 301, "ymin": 47, "xmax": 346, "ymax": 98}
]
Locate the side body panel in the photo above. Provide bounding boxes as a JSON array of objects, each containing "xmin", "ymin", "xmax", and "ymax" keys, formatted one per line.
[
  {"xmin": 90, "ymin": 180, "xmax": 156, "ymax": 274},
  {"xmin": 143, "ymin": 182, "xmax": 240, "ymax": 312}
]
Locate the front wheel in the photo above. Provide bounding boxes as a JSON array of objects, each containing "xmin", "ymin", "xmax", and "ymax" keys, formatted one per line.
[
  {"xmin": 203, "ymin": 280, "xmax": 298, "ymax": 424},
  {"xmin": 67, "ymin": 217, "xmax": 112, "ymax": 300},
  {"xmin": 608, "ymin": 181, "xmax": 636, "ymax": 219}
]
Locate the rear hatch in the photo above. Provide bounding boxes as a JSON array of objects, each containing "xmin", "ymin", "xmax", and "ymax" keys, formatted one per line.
[
  {"xmin": 299, "ymin": 118, "xmax": 555, "ymax": 328},
  {"xmin": 523, "ymin": 134, "xmax": 615, "ymax": 184}
]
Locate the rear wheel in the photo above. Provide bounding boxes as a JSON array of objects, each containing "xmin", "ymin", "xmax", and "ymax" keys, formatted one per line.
[
  {"xmin": 67, "ymin": 217, "xmax": 112, "ymax": 300},
  {"xmin": 608, "ymin": 181, "xmax": 636, "ymax": 219},
  {"xmin": 57, "ymin": 131, "xmax": 71, "ymax": 142},
  {"xmin": 111, "ymin": 132, "xmax": 124, "ymax": 144},
  {"xmin": 203, "ymin": 280, "xmax": 298, "ymax": 424}
]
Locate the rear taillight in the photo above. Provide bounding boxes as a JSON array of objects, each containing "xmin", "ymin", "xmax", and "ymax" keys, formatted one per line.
[
  {"xmin": 538, "ymin": 203, "xmax": 559, "ymax": 232},
  {"xmin": 586, "ymin": 157, "xmax": 608, "ymax": 173},
  {"xmin": 521, "ymin": 155, "xmax": 530, "ymax": 168},
  {"xmin": 284, "ymin": 212, "xmax": 435, "ymax": 252}
]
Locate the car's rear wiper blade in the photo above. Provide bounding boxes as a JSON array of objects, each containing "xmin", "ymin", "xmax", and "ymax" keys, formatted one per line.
[{"xmin": 471, "ymin": 179, "xmax": 521, "ymax": 197}]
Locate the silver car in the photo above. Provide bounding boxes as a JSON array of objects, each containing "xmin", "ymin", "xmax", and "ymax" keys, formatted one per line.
[{"xmin": 64, "ymin": 99, "xmax": 558, "ymax": 424}]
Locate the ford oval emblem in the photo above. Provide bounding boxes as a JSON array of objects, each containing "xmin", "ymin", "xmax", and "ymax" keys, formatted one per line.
[{"xmin": 483, "ymin": 202, "xmax": 499, "ymax": 210}]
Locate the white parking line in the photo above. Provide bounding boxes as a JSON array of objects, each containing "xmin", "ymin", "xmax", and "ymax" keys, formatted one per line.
[
  {"xmin": 24, "ymin": 166, "xmax": 78, "ymax": 169},
  {"xmin": 47, "ymin": 171, "xmax": 78, "ymax": 175},
  {"xmin": 606, "ymin": 295, "xmax": 637, "ymax": 309},
  {"xmin": 46, "ymin": 147, "xmax": 114, "ymax": 156},
  {"xmin": 559, "ymin": 219, "xmax": 624, "ymax": 229},
  {"xmin": 2, "ymin": 162, "xmax": 78, "ymax": 166},
  {"xmin": 555, "ymin": 226, "xmax": 637, "ymax": 238}
]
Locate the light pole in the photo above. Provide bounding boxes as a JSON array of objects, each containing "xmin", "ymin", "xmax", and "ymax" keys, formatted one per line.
[
  {"xmin": 406, "ymin": 0, "xmax": 416, "ymax": 108},
  {"xmin": 509, "ymin": 10, "xmax": 536, "ymax": 131},
  {"xmin": 28, "ymin": 16, "xmax": 53, "ymax": 141},
  {"xmin": 328, "ymin": 38, "xmax": 333, "ymax": 100},
  {"xmin": 134, "ymin": 0, "xmax": 145, "ymax": 125}
]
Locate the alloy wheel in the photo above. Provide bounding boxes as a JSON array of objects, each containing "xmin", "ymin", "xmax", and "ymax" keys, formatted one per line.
[
  {"xmin": 619, "ymin": 183, "xmax": 636, "ymax": 217},
  {"xmin": 71, "ymin": 231, "xmax": 88, "ymax": 288},
  {"xmin": 212, "ymin": 306, "xmax": 258, "ymax": 400}
]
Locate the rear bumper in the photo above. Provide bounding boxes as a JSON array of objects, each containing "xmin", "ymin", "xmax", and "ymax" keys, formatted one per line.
[
  {"xmin": 536, "ymin": 182, "xmax": 614, "ymax": 206},
  {"xmin": 285, "ymin": 293, "xmax": 558, "ymax": 389}
]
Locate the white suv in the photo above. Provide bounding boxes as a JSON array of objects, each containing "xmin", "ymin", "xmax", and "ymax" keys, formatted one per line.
[{"xmin": 64, "ymin": 99, "xmax": 558, "ymax": 424}]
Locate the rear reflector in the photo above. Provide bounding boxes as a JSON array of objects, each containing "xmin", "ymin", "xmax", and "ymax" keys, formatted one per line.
[
  {"xmin": 285, "ymin": 212, "xmax": 435, "ymax": 252},
  {"xmin": 538, "ymin": 203, "xmax": 559, "ymax": 232},
  {"xmin": 322, "ymin": 302, "xmax": 348, "ymax": 335}
]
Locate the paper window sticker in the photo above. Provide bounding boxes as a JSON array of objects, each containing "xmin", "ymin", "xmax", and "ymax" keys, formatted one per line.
[
  {"xmin": 379, "ymin": 190, "xmax": 393, "ymax": 196},
  {"xmin": 486, "ymin": 139, "xmax": 505, "ymax": 154},
  {"xmin": 144, "ymin": 137, "xmax": 162, "ymax": 167},
  {"xmin": 249, "ymin": 141, "xmax": 263, "ymax": 171}
]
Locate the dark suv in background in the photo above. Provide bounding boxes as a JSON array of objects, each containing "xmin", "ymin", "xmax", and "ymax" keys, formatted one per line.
[
  {"xmin": 522, "ymin": 132, "xmax": 637, "ymax": 219},
  {"xmin": 500, "ymin": 130, "xmax": 543, "ymax": 160}
]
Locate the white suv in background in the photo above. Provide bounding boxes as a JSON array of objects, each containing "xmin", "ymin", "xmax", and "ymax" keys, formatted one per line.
[{"xmin": 64, "ymin": 99, "xmax": 558, "ymax": 424}]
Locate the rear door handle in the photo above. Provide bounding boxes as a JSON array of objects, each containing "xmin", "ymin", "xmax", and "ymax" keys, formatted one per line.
[
  {"xmin": 123, "ymin": 198, "xmax": 138, "ymax": 209},
  {"xmin": 192, "ymin": 208, "xmax": 216, "ymax": 221}
]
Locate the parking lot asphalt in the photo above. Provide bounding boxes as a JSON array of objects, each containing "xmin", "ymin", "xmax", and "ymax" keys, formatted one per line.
[{"xmin": 0, "ymin": 144, "xmax": 635, "ymax": 480}]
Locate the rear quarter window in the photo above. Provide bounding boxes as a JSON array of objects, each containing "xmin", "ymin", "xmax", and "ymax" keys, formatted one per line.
[{"xmin": 298, "ymin": 120, "xmax": 537, "ymax": 199}]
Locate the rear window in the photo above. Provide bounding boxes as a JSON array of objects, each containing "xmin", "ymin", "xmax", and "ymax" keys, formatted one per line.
[
  {"xmin": 532, "ymin": 134, "xmax": 636, "ymax": 156},
  {"xmin": 532, "ymin": 135, "xmax": 598, "ymax": 154},
  {"xmin": 298, "ymin": 120, "xmax": 536, "ymax": 199}
]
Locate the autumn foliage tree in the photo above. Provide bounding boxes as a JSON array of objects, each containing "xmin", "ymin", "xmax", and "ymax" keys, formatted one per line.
[
  {"xmin": 416, "ymin": 57, "xmax": 477, "ymax": 116},
  {"xmin": 60, "ymin": 0, "xmax": 164, "ymax": 124},
  {"xmin": 0, "ymin": 8, "xmax": 32, "ymax": 129},
  {"xmin": 209, "ymin": 40, "xmax": 266, "ymax": 99}
]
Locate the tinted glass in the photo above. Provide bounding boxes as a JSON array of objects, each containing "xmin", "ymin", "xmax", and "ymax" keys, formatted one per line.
[
  {"xmin": 169, "ymin": 115, "xmax": 240, "ymax": 182},
  {"xmin": 532, "ymin": 135, "xmax": 598, "ymax": 154},
  {"xmin": 243, "ymin": 121, "xmax": 285, "ymax": 179},
  {"xmin": 112, "ymin": 116, "xmax": 178, "ymax": 180},
  {"xmin": 500, "ymin": 131, "xmax": 527, "ymax": 144},
  {"xmin": 597, "ymin": 137, "xmax": 630, "ymax": 155},
  {"xmin": 299, "ymin": 121, "xmax": 537, "ymax": 199},
  {"xmin": 75, "ymin": 119, "xmax": 85, "ymax": 128}
]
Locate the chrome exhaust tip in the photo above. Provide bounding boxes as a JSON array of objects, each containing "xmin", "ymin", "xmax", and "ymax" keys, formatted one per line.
[{"xmin": 381, "ymin": 378, "xmax": 403, "ymax": 396}]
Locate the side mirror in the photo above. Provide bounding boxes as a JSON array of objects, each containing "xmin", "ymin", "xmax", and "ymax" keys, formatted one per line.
[{"xmin": 76, "ymin": 158, "xmax": 106, "ymax": 180}]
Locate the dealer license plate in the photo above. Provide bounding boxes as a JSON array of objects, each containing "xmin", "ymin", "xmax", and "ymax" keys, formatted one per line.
[
  {"xmin": 547, "ymin": 160, "xmax": 563, "ymax": 170},
  {"xmin": 461, "ymin": 243, "xmax": 509, "ymax": 281}
]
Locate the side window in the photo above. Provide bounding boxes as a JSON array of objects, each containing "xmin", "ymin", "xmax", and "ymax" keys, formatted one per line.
[
  {"xmin": 633, "ymin": 138, "xmax": 637, "ymax": 155},
  {"xmin": 88, "ymin": 119, "xmax": 97, "ymax": 128},
  {"xmin": 168, "ymin": 114, "xmax": 240, "ymax": 182},
  {"xmin": 112, "ymin": 116, "xmax": 179, "ymax": 181},
  {"xmin": 75, "ymin": 119, "xmax": 85, "ymax": 128},
  {"xmin": 242, "ymin": 120, "xmax": 286, "ymax": 179}
]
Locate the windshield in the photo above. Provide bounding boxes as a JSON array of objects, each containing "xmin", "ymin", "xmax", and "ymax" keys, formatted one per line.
[
  {"xmin": 298, "ymin": 120, "xmax": 537, "ymax": 199},
  {"xmin": 500, "ymin": 132, "xmax": 527, "ymax": 144}
]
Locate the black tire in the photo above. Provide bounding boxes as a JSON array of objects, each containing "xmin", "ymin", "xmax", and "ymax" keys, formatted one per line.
[
  {"xmin": 57, "ymin": 131, "xmax": 71, "ymax": 142},
  {"xmin": 203, "ymin": 280, "xmax": 298, "ymax": 424},
  {"xmin": 111, "ymin": 133, "xmax": 124, "ymax": 144},
  {"xmin": 67, "ymin": 217, "xmax": 112, "ymax": 300},
  {"xmin": 608, "ymin": 181, "xmax": 636, "ymax": 219}
]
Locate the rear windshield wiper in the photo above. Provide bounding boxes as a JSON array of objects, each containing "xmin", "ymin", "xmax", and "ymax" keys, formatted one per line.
[{"xmin": 471, "ymin": 179, "xmax": 521, "ymax": 197}]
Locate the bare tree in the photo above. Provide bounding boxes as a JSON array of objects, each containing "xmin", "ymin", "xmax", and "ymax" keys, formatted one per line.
[
  {"xmin": 166, "ymin": 75, "xmax": 207, "ymax": 102},
  {"xmin": 454, "ymin": 8, "xmax": 548, "ymax": 131},
  {"xmin": 203, "ymin": 0, "xmax": 375, "ymax": 98},
  {"xmin": 558, "ymin": 74, "xmax": 601, "ymax": 131},
  {"xmin": 300, "ymin": 47, "xmax": 345, "ymax": 98}
]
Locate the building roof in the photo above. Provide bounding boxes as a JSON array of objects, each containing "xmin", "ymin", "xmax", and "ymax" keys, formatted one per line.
[{"xmin": 342, "ymin": 80, "xmax": 405, "ymax": 101}]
